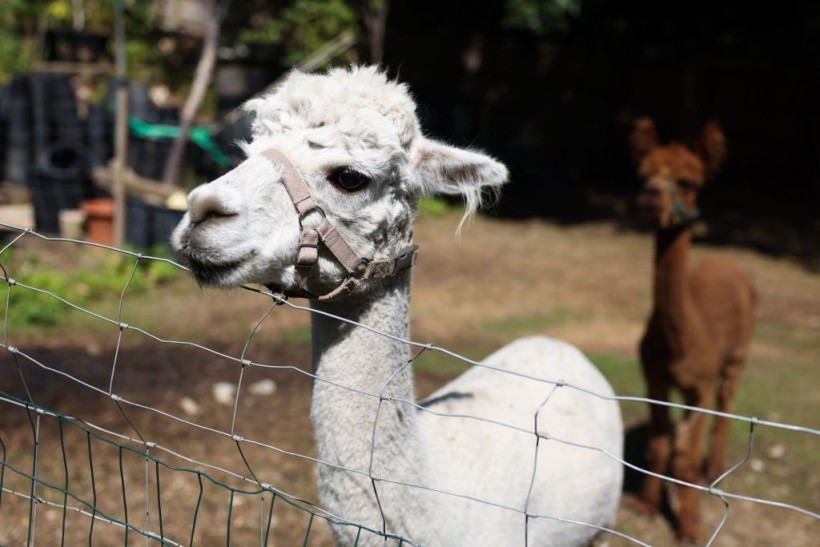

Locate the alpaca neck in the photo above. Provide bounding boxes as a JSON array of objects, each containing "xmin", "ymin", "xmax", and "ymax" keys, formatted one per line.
[
  {"xmin": 309, "ymin": 271, "xmax": 430, "ymax": 538},
  {"xmin": 651, "ymin": 224, "xmax": 698, "ymax": 351}
]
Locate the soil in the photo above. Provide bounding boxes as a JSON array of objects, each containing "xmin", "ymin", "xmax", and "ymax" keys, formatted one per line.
[{"xmin": 0, "ymin": 213, "xmax": 817, "ymax": 546}]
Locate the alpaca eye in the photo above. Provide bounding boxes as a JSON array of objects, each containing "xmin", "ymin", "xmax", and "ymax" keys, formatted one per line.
[
  {"xmin": 329, "ymin": 168, "xmax": 369, "ymax": 192},
  {"xmin": 678, "ymin": 180, "xmax": 698, "ymax": 191}
]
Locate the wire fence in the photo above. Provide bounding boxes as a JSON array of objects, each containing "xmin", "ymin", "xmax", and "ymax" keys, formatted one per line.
[{"xmin": 0, "ymin": 222, "xmax": 817, "ymax": 546}]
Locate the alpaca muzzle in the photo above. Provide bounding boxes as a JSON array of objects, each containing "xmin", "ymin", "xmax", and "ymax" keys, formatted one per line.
[
  {"xmin": 662, "ymin": 176, "xmax": 700, "ymax": 226},
  {"xmin": 639, "ymin": 176, "xmax": 699, "ymax": 227},
  {"xmin": 261, "ymin": 148, "xmax": 418, "ymax": 301}
]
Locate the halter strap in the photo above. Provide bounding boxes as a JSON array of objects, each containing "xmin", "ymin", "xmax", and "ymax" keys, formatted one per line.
[
  {"xmin": 664, "ymin": 176, "xmax": 700, "ymax": 226},
  {"xmin": 261, "ymin": 149, "xmax": 418, "ymax": 301}
]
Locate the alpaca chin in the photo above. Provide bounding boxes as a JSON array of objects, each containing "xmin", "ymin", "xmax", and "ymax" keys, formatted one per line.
[{"xmin": 184, "ymin": 254, "xmax": 254, "ymax": 287}]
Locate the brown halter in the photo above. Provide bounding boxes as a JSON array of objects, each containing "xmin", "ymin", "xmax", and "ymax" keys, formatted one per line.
[{"xmin": 261, "ymin": 149, "xmax": 418, "ymax": 301}]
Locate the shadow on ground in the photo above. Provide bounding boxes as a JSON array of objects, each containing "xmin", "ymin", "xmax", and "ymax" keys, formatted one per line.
[{"xmin": 622, "ymin": 422, "xmax": 680, "ymax": 534}]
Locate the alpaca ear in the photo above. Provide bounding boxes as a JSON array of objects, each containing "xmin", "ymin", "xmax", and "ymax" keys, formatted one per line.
[
  {"xmin": 696, "ymin": 120, "xmax": 726, "ymax": 175},
  {"xmin": 411, "ymin": 138, "xmax": 509, "ymax": 203},
  {"xmin": 629, "ymin": 117, "xmax": 659, "ymax": 163}
]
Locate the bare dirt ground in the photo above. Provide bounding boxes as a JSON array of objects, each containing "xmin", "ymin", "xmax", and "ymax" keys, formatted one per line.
[{"xmin": 0, "ymin": 211, "xmax": 818, "ymax": 546}]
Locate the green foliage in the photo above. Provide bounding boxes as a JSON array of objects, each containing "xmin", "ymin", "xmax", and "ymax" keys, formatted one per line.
[
  {"xmin": 0, "ymin": 0, "xmax": 357, "ymax": 93},
  {"xmin": 0, "ymin": 28, "xmax": 27, "ymax": 81},
  {"xmin": 0, "ymin": 0, "xmax": 159, "ymax": 83},
  {"xmin": 35, "ymin": 0, "xmax": 154, "ymax": 34},
  {"xmin": 238, "ymin": 0, "xmax": 358, "ymax": 67},
  {"xmin": 141, "ymin": 256, "xmax": 182, "ymax": 286},
  {"xmin": 3, "ymin": 268, "xmax": 73, "ymax": 327},
  {"xmin": 43, "ymin": 0, "xmax": 107, "ymax": 31},
  {"xmin": 0, "ymin": 249, "xmax": 181, "ymax": 328},
  {"xmin": 417, "ymin": 197, "xmax": 451, "ymax": 217},
  {"xmin": 502, "ymin": 0, "xmax": 582, "ymax": 35},
  {"xmin": 0, "ymin": 0, "xmax": 37, "ymax": 84},
  {"xmin": 0, "ymin": 0, "xmax": 46, "ymax": 22}
]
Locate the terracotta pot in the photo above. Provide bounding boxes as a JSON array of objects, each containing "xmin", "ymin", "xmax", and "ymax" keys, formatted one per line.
[{"xmin": 82, "ymin": 198, "xmax": 114, "ymax": 245}]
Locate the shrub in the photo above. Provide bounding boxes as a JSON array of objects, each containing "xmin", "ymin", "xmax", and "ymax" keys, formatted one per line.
[{"xmin": 0, "ymin": 248, "xmax": 182, "ymax": 327}]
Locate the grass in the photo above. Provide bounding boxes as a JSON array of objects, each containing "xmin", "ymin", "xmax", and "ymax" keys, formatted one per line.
[
  {"xmin": 483, "ymin": 308, "xmax": 588, "ymax": 337},
  {"xmin": 281, "ymin": 325, "xmax": 312, "ymax": 345},
  {"xmin": 412, "ymin": 348, "xmax": 476, "ymax": 376},
  {"xmin": 587, "ymin": 353, "xmax": 641, "ymax": 388},
  {"xmin": 754, "ymin": 322, "xmax": 820, "ymax": 354}
]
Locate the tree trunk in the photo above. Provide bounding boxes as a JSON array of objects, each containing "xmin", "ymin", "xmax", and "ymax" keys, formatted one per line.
[
  {"xmin": 162, "ymin": 0, "xmax": 221, "ymax": 186},
  {"xmin": 354, "ymin": 0, "xmax": 390, "ymax": 64}
]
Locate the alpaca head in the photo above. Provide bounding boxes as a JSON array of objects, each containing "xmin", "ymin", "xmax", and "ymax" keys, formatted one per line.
[
  {"xmin": 172, "ymin": 66, "xmax": 508, "ymax": 297},
  {"xmin": 629, "ymin": 117, "xmax": 726, "ymax": 229}
]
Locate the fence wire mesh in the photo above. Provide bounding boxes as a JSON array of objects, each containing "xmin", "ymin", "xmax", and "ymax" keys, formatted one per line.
[{"xmin": 0, "ymin": 222, "xmax": 817, "ymax": 546}]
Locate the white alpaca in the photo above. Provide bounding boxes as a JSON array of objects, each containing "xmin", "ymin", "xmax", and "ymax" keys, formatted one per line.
[{"xmin": 172, "ymin": 66, "xmax": 623, "ymax": 546}]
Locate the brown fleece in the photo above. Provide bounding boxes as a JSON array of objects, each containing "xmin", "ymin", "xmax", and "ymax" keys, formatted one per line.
[{"xmin": 629, "ymin": 118, "xmax": 757, "ymax": 543}]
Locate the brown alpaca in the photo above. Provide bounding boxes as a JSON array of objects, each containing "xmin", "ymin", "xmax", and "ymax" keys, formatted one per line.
[{"xmin": 629, "ymin": 118, "xmax": 756, "ymax": 542}]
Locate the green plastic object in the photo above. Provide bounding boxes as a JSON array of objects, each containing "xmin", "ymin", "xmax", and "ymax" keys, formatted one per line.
[{"xmin": 129, "ymin": 116, "xmax": 231, "ymax": 167}]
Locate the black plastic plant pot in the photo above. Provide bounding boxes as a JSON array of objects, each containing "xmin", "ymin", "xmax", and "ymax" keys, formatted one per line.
[
  {"xmin": 125, "ymin": 197, "xmax": 185, "ymax": 250},
  {"xmin": 44, "ymin": 31, "xmax": 109, "ymax": 63},
  {"xmin": 126, "ymin": 198, "xmax": 152, "ymax": 249},
  {"xmin": 70, "ymin": 32, "xmax": 109, "ymax": 63},
  {"xmin": 3, "ymin": 147, "xmax": 29, "ymax": 186},
  {"xmin": 30, "ymin": 175, "xmax": 92, "ymax": 233},
  {"xmin": 29, "ymin": 142, "xmax": 92, "ymax": 233},
  {"xmin": 130, "ymin": 137, "xmax": 173, "ymax": 180}
]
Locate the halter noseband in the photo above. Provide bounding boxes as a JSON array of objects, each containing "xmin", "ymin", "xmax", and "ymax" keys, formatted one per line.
[{"xmin": 261, "ymin": 149, "xmax": 418, "ymax": 301}]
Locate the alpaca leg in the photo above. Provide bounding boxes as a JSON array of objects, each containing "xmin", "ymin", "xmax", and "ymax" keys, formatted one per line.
[
  {"xmin": 635, "ymin": 384, "xmax": 672, "ymax": 515},
  {"xmin": 705, "ymin": 359, "xmax": 744, "ymax": 482},
  {"xmin": 672, "ymin": 388, "xmax": 710, "ymax": 542}
]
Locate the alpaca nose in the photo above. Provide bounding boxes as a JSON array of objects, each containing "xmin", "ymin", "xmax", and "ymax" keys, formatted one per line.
[
  {"xmin": 187, "ymin": 189, "xmax": 239, "ymax": 228},
  {"xmin": 638, "ymin": 179, "xmax": 660, "ymax": 199},
  {"xmin": 637, "ymin": 178, "xmax": 667, "ymax": 212},
  {"xmin": 640, "ymin": 183, "xmax": 663, "ymax": 200},
  {"xmin": 644, "ymin": 175, "xmax": 668, "ymax": 193},
  {"xmin": 642, "ymin": 175, "xmax": 673, "ymax": 199}
]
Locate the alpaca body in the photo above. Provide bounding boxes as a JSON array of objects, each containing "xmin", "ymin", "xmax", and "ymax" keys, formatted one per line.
[
  {"xmin": 642, "ymin": 252, "xmax": 755, "ymax": 393},
  {"xmin": 421, "ymin": 337, "xmax": 623, "ymax": 546},
  {"xmin": 630, "ymin": 118, "xmax": 756, "ymax": 541},
  {"xmin": 173, "ymin": 66, "xmax": 624, "ymax": 546}
]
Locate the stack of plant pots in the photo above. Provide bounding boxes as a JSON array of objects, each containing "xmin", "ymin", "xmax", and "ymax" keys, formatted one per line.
[
  {"xmin": 85, "ymin": 102, "xmax": 112, "ymax": 170},
  {"xmin": 120, "ymin": 82, "xmax": 187, "ymax": 249},
  {"xmin": 213, "ymin": 64, "xmax": 264, "ymax": 166},
  {"xmin": 27, "ymin": 72, "xmax": 94, "ymax": 233},
  {"xmin": 29, "ymin": 141, "xmax": 92, "ymax": 233},
  {"xmin": 139, "ymin": 120, "xmax": 178, "ymax": 181},
  {"xmin": 0, "ymin": 71, "xmax": 217, "ymax": 247},
  {"xmin": 2, "ymin": 74, "xmax": 32, "ymax": 186}
]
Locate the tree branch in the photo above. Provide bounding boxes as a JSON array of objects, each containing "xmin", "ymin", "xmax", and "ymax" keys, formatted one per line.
[{"xmin": 162, "ymin": 0, "xmax": 227, "ymax": 186}]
